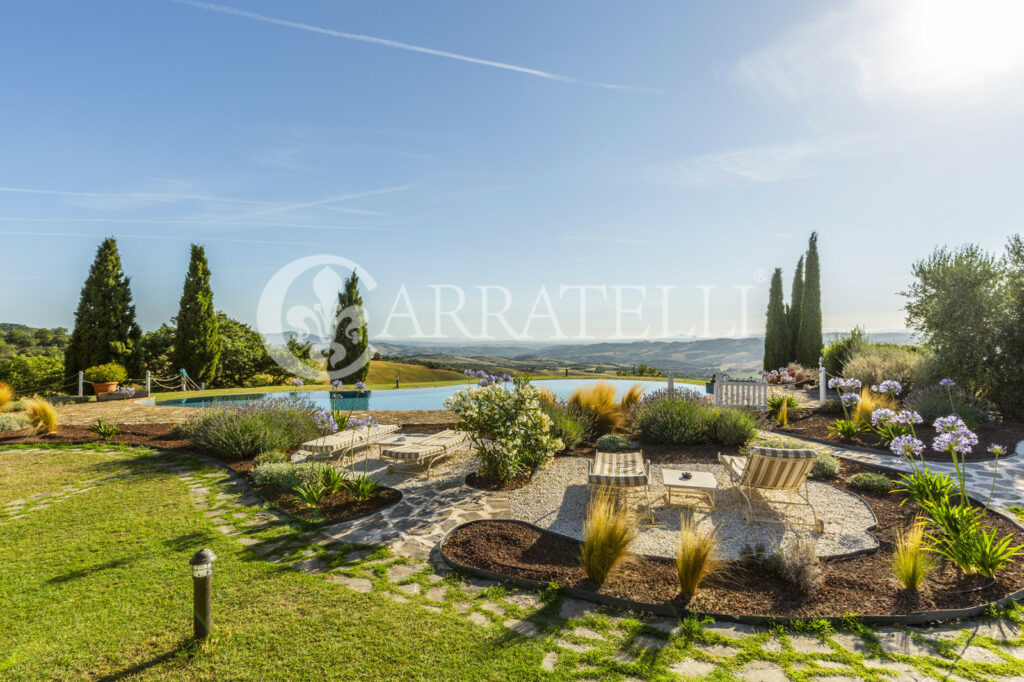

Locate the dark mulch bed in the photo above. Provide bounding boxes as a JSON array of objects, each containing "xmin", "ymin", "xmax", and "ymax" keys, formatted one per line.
[
  {"xmin": 256, "ymin": 484, "xmax": 401, "ymax": 524},
  {"xmin": 443, "ymin": 456, "xmax": 1024, "ymax": 618},
  {"xmin": 465, "ymin": 470, "xmax": 533, "ymax": 491},
  {"xmin": 774, "ymin": 410, "xmax": 1023, "ymax": 462},
  {"xmin": 0, "ymin": 423, "xmax": 191, "ymax": 450}
]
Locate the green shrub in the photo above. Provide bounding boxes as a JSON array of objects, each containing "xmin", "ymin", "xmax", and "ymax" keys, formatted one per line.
[
  {"xmin": 251, "ymin": 462, "xmax": 300, "ymax": 491},
  {"xmin": 848, "ymin": 472, "xmax": 892, "ymax": 495},
  {"xmin": 83, "ymin": 363, "xmax": 128, "ymax": 384},
  {"xmin": 445, "ymin": 377, "xmax": 563, "ymax": 483},
  {"xmin": 710, "ymin": 408, "xmax": 759, "ymax": 446},
  {"xmin": 843, "ymin": 345, "xmax": 924, "ymax": 394},
  {"xmin": 254, "ymin": 450, "xmax": 289, "ymax": 466},
  {"xmin": 176, "ymin": 396, "xmax": 320, "ymax": 460},
  {"xmin": 545, "ymin": 403, "xmax": 590, "ymax": 449},
  {"xmin": 294, "ymin": 462, "xmax": 331, "ymax": 488},
  {"xmin": 596, "ymin": 434, "xmax": 639, "ymax": 452},
  {"xmin": 0, "ymin": 355, "xmax": 64, "ymax": 394},
  {"xmin": 905, "ymin": 384, "xmax": 991, "ymax": 429},
  {"xmin": 0, "ymin": 414, "xmax": 28, "ymax": 432},
  {"xmin": 634, "ymin": 397, "xmax": 709, "ymax": 445},
  {"xmin": 822, "ymin": 328, "xmax": 867, "ymax": 378},
  {"xmin": 811, "ymin": 452, "xmax": 840, "ymax": 480}
]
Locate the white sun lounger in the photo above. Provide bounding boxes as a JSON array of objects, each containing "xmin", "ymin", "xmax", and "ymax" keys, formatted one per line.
[
  {"xmin": 381, "ymin": 430, "xmax": 472, "ymax": 478},
  {"xmin": 300, "ymin": 423, "xmax": 400, "ymax": 461}
]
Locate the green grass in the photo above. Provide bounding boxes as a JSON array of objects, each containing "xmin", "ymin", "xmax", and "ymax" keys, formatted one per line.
[
  {"xmin": 3, "ymin": 445, "xmax": 1024, "ymax": 680},
  {"xmin": 0, "ymin": 449, "xmax": 547, "ymax": 680}
]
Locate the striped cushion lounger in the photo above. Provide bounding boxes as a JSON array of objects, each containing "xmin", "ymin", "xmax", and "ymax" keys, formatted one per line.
[
  {"xmin": 718, "ymin": 446, "xmax": 823, "ymax": 532},
  {"xmin": 381, "ymin": 430, "xmax": 472, "ymax": 478},
  {"xmin": 300, "ymin": 423, "xmax": 401, "ymax": 462},
  {"xmin": 587, "ymin": 451, "xmax": 654, "ymax": 522}
]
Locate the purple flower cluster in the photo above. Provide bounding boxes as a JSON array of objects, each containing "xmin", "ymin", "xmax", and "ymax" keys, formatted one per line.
[
  {"xmin": 841, "ymin": 392, "xmax": 860, "ymax": 407},
  {"xmin": 939, "ymin": 378, "xmax": 956, "ymax": 388},
  {"xmin": 828, "ymin": 377, "xmax": 862, "ymax": 394},
  {"xmin": 353, "ymin": 381, "xmax": 367, "ymax": 391},
  {"xmin": 289, "ymin": 378, "xmax": 303, "ymax": 387},
  {"xmin": 117, "ymin": 386, "xmax": 136, "ymax": 398},
  {"xmin": 931, "ymin": 415, "xmax": 979, "ymax": 455},
  {"xmin": 870, "ymin": 408, "xmax": 896, "ymax": 426},
  {"xmin": 348, "ymin": 415, "xmax": 379, "ymax": 429},
  {"xmin": 890, "ymin": 435, "xmax": 925, "ymax": 458},
  {"xmin": 465, "ymin": 369, "xmax": 513, "ymax": 387},
  {"xmin": 330, "ymin": 379, "xmax": 344, "ymax": 390},
  {"xmin": 313, "ymin": 409, "xmax": 338, "ymax": 435},
  {"xmin": 989, "ymin": 444, "xmax": 1007, "ymax": 456},
  {"xmin": 871, "ymin": 380, "xmax": 902, "ymax": 397}
]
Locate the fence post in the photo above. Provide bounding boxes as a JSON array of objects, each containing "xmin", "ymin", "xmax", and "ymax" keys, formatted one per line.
[
  {"xmin": 819, "ymin": 356, "xmax": 826, "ymax": 406},
  {"xmin": 181, "ymin": 374, "xmax": 186, "ymax": 392},
  {"xmin": 146, "ymin": 370, "xmax": 151, "ymax": 394},
  {"xmin": 667, "ymin": 373, "xmax": 674, "ymax": 396},
  {"xmin": 201, "ymin": 382, "xmax": 205, "ymax": 391},
  {"xmin": 78, "ymin": 371, "xmax": 83, "ymax": 397}
]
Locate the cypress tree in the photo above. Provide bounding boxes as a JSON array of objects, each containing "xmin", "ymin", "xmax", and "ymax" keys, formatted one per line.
[
  {"xmin": 174, "ymin": 244, "xmax": 220, "ymax": 383},
  {"xmin": 795, "ymin": 232, "xmax": 823, "ymax": 367},
  {"xmin": 328, "ymin": 270, "xmax": 370, "ymax": 384},
  {"xmin": 763, "ymin": 268, "xmax": 790, "ymax": 370},
  {"xmin": 64, "ymin": 237, "xmax": 142, "ymax": 376},
  {"xmin": 788, "ymin": 255, "xmax": 804, "ymax": 360}
]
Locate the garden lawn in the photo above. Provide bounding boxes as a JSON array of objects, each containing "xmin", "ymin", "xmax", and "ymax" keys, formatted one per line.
[{"xmin": 0, "ymin": 447, "xmax": 546, "ymax": 680}]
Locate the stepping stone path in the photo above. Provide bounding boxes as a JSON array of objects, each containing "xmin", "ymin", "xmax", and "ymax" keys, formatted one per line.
[{"xmin": 7, "ymin": 444, "xmax": 1024, "ymax": 681}]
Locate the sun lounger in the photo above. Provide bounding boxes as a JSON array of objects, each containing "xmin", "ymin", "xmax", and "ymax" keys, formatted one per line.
[
  {"xmin": 587, "ymin": 451, "xmax": 653, "ymax": 522},
  {"xmin": 380, "ymin": 430, "xmax": 472, "ymax": 477},
  {"xmin": 718, "ymin": 446, "xmax": 823, "ymax": 531},
  {"xmin": 301, "ymin": 423, "xmax": 400, "ymax": 461}
]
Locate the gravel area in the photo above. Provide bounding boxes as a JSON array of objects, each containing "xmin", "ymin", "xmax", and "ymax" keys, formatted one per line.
[{"xmin": 507, "ymin": 457, "xmax": 878, "ymax": 560}]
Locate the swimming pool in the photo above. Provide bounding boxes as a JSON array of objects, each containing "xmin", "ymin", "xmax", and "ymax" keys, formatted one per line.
[{"xmin": 153, "ymin": 378, "xmax": 702, "ymax": 411}]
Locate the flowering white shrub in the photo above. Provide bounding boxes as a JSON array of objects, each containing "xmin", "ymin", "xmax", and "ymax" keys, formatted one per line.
[{"xmin": 444, "ymin": 376, "xmax": 563, "ymax": 483}]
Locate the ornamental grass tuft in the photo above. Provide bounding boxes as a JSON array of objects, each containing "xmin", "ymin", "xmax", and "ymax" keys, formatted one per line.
[
  {"xmin": 22, "ymin": 395, "xmax": 58, "ymax": 435},
  {"xmin": 852, "ymin": 388, "xmax": 896, "ymax": 426},
  {"xmin": 568, "ymin": 381, "xmax": 623, "ymax": 436},
  {"xmin": 580, "ymin": 490, "xmax": 636, "ymax": 585},
  {"xmin": 0, "ymin": 380, "xmax": 13, "ymax": 410},
  {"xmin": 675, "ymin": 515, "xmax": 721, "ymax": 597},
  {"xmin": 893, "ymin": 519, "xmax": 932, "ymax": 591}
]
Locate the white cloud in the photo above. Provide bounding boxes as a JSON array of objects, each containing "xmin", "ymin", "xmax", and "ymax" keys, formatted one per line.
[
  {"xmin": 733, "ymin": 0, "xmax": 1024, "ymax": 101},
  {"xmin": 646, "ymin": 136, "xmax": 875, "ymax": 187}
]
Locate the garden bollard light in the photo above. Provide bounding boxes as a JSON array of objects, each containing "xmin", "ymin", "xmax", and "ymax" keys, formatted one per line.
[{"xmin": 189, "ymin": 548, "xmax": 217, "ymax": 640}]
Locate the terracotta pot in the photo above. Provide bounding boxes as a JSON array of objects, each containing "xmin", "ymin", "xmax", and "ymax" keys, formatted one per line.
[{"xmin": 93, "ymin": 381, "xmax": 119, "ymax": 395}]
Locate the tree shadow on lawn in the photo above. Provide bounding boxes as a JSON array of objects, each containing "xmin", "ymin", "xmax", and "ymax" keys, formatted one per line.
[
  {"xmin": 95, "ymin": 635, "xmax": 208, "ymax": 681},
  {"xmin": 46, "ymin": 557, "xmax": 133, "ymax": 585},
  {"xmin": 163, "ymin": 531, "xmax": 220, "ymax": 552}
]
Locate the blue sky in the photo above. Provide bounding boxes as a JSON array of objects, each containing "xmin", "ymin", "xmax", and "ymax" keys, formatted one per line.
[{"xmin": 3, "ymin": 1, "xmax": 1024, "ymax": 342}]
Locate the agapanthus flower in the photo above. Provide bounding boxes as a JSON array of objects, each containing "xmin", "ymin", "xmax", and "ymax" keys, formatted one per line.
[
  {"xmin": 828, "ymin": 377, "xmax": 862, "ymax": 393},
  {"xmin": 891, "ymin": 435, "xmax": 925, "ymax": 458},
  {"xmin": 841, "ymin": 392, "xmax": 860, "ymax": 407},
  {"xmin": 933, "ymin": 415, "xmax": 972, "ymax": 435},
  {"xmin": 289, "ymin": 378, "xmax": 303, "ymax": 387},
  {"xmin": 348, "ymin": 415, "xmax": 378, "ymax": 429},
  {"xmin": 934, "ymin": 432, "xmax": 977, "ymax": 455},
  {"xmin": 330, "ymin": 379, "xmax": 344, "ymax": 390},
  {"xmin": 894, "ymin": 410, "xmax": 923, "ymax": 426},
  {"xmin": 939, "ymin": 378, "xmax": 956, "ymax": 388},
  {"xmin": 989, "ymin": 444, "xmax": 1006, "ymax": 456},
  {"xmin": 117, "ymin": 386, "xmax": 136, "ymax": 398},
  {"xmin": 871, "ymin": 408, "xmax": 897, "ymax": 426},
  {"xmin": 354, "ymin": 381, "xmax": 367, "ymax": 391},
  {"xmin": 313, "ymin": 409, "xmax": 338, "ymax": 435},
  {"xmin": 872, "ymin": 380, "xmax": 902, "ymax": 397}
]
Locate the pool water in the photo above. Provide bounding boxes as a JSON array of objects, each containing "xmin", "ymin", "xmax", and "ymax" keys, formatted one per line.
[{"xmin": 154, "ymin": 378, "xmax": 702, "ymax": 411}]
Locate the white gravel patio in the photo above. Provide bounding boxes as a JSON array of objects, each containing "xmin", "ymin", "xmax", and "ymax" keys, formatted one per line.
[{"xmin": 507, "ymin": 456, "xmax": 879, "ymax": 560}]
